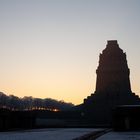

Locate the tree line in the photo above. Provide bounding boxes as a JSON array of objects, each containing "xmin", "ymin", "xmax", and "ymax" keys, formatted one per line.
[{"xmin": 0, "ymin": 92, "xmax": 74, "ymax": 111}]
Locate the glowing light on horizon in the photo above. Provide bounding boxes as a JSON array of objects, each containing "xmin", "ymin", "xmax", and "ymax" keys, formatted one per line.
[{"xmin": 0, "ymin": 0, "xmax": 140, "ymax": 104}]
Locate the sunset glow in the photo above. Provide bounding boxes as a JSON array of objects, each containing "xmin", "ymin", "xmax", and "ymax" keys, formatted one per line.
[{"xmin": 0, "ymin": 0, "xmax": 140, "ymax": 105}]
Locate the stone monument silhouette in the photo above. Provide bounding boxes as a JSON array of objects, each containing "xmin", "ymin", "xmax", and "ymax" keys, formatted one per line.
[{"xmin": 83, "ymin": 40, "xmax": 140, "ymax": 125}]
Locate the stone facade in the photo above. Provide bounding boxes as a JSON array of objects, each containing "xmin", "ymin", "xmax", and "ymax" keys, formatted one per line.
[
  {"xmin": 83, "ymin": 40, "xmax": 140, "ymax": 125},
  {"xmin": 96, "ymin": 40, "xmax": 131, "ymax": 93}
]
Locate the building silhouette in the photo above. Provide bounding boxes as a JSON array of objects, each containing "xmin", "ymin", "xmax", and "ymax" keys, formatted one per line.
[
  {"xmin": 1, "ymin": 40, "xmax": 140, "ymax": 130},
  {"xmin": 82, "ymin": 40, "xmax": 140, "ymax": 125}
]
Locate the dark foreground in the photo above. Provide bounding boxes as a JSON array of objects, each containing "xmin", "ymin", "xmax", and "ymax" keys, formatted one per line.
[
  {"xmin": 0, "ymin": 128, "xmax": 140, "ymax": 140},
  {"xmin": 0, "ymin": 128, "xmax": 104, "ymax": 140}
]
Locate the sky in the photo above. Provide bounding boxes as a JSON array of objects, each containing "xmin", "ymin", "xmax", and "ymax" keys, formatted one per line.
[{"xmin": 0, "ymin": 0, "xmax": 140, "ymax": 105}]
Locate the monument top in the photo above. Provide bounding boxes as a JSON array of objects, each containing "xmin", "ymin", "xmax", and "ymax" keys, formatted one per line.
[
  {"xmin": 105, "ymin": 40, "xmax": 121, "ymax": 52},
  {"xmin": 107, "ymin": 40, "xmax": 118, "ymax": 44},
  {"xmin": 106, "ymin": 40, "xmax": 119, "ymax": 48}
]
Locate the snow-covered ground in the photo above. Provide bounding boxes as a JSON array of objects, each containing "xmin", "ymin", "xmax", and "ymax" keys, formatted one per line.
[
  {"xmin": 97, "ymin": 131, "xmax": 140, "ymax": 140},
  {"xmin": 0, "ymin": 128, "xmax": 102, "ymax": 140}
]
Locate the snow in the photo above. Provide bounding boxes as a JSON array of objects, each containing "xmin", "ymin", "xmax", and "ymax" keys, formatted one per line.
[
  {"xmin": 4, "ymin": 128, "xmax": 139, "ymax": 140},
  {"xmin": 0, "ymin": 128, "xmax": 102, "ymax": 140},
  {"xmin": 97, "ymin": 131, "xmax": 140, "ymax": 140}
]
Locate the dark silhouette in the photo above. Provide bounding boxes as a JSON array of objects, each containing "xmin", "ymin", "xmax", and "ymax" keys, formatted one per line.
[
  {"xmin": 1, "ymin": 40, "xmax": 140, "ymax": 131},
  {"xmin": 0, "ymin": 92, "xmax": 74, "ymax": 111},
  {"xmin": 95, "ymin": 40, "xmax": 131, "ymax": 93},
  {"xmin": 113, "ymin": 105, "xmax": 140, "ymax": 131},
  {"xmin": 0, "ymin": 93, "xmax": 75, "ymax": 131},
  {"xmin": 82, "ymin": 40, "xmax": 140, "ymax": 126},
  {"xmin": 0, "ymin": 108, "xmax": 35, "ymax": 131}
]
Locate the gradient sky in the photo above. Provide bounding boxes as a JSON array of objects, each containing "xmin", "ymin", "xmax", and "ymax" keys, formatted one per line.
[{"xmin": 0, "ymin": 0, "xmax": 140, "ymax": 105}]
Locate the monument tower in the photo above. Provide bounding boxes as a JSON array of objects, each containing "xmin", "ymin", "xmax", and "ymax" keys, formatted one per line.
[
  {"xmin": 96, "ymin": 40, "xmax": 131, "ymax": 93},
  {"xmin": 83, "ymin": 40, "xmax": 140, "ymax": 125}
]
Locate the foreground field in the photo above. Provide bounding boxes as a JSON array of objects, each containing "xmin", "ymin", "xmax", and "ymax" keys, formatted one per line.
[
  {"xmin": 0, "ymin": 128, "xmax": 102, "ymax": 140},
  {"xmin": 97, "ymin": 131, "xmax": 140, "ymax": 140}
]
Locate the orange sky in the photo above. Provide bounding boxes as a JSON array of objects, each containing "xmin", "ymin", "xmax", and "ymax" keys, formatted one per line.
[{"xmin": 0, "ymin": 0, "xmax": 140, "ymax": 105}]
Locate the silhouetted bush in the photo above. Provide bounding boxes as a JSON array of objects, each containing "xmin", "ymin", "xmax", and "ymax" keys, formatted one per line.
[{"xmin": 0, "ymin": 92, "xmax": 74, "ymax": 111}]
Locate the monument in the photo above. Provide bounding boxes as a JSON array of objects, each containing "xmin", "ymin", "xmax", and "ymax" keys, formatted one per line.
[
  {"xmin": 95, "ymin": 40, "xmax": 131, "ymax": 93},
  {"xmin": 82, "ymin": 40, "xmax": 140, "ymax": 125}
]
